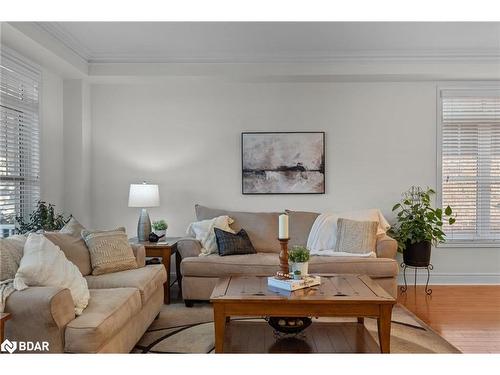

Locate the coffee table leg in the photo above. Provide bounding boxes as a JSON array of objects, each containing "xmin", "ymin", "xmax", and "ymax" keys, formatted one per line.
[
  {"xmin": 377, "ymin": 305, "xmax": 392, "ymax": 353},
  {"xmin": 213, "ymin": 304, "xmax": 226, "ymax": 353}
]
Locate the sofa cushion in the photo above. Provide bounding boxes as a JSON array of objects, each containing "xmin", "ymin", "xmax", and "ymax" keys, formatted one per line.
[
  {"xmin": 44, "ymin": 233, "xmax": 92, "ymax": 276},
  {"xmin": 82, "ymin": 227, "xmax": 138, "ymax": 276},
  {"xmin": 181, "ymin": 252, "xmax": 398, "ymax": 278},
  {"xmin": 285, "ymin": 210, "xmax": 319, "ymax": 248},
  {"xmin": 181, "ymin": 253, "xmax": 280, "ymax": 277},
  {"xmin": 334, "ymin": 218, "xmax": 378, "ymax": 254},
  {"xmin": 309, "ymin": 256, "xmax": 398, "ymax": 278},
  {"xmin": 44, "ymin": 217, "xmax": 92, "ymax": 276},
  {"xmin": 65, "ymin": 288, "xmax": 141, "ymax": 353},
  {"xmin": 215, "ymin": 228, "xmax": 256, "ymax": 256},
  {"xmin": 84, "ymin": 265, "xmax": 166, "ymax": 305},
  {"xmin": 0, "ymin": 235, "xmax": 25, "ymax": 281},
  {"xmin": 195, "ymin": 204, "xmax": 280, "ymax": 253}
]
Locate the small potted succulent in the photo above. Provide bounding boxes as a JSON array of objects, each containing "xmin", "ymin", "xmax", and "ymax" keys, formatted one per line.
[
  {"xmin": 389, "ymin": 186, "xmax": 455, "ymax": 267},
  {"xmin": 152, "ymin": 219, "xmax": 168, "ymax": 237},
  {"xmin": 288, "ymin": 246, "xmax": 310, "ymax": 276}
]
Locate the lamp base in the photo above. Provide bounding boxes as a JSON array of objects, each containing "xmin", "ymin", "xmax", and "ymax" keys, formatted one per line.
[{"xmin": 137, "ymin": 208, "xmax": 152, "ymax": 242}]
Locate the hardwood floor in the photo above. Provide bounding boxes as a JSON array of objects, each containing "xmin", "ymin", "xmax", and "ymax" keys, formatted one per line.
[{"xmin": 397, "ymin": 285, "xmax": 500, "ymax": 353}]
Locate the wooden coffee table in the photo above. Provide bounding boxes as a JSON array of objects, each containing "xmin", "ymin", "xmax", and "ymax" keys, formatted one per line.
[{"xmin": 210, "ymin": 274, "xmax": 396, "ymax": 353}]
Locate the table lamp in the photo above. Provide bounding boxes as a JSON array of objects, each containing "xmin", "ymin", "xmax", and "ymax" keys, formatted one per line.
[{"xmin": 128, "ymin": 182, "xmax": 160, "ymax": 241}]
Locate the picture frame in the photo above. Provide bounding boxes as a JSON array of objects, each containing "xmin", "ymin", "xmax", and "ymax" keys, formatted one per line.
[{"xmin": 241, "ymin": 131, "xmax": 325, "ymax": 195}]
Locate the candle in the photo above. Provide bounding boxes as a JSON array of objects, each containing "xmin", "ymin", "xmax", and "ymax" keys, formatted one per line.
[{"xmin": 279, "ymin": 214, "xmax": 289, "ymax": 239}]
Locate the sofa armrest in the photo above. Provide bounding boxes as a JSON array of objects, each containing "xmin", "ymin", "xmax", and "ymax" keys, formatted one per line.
[
  {"xmin": 5, "ymin": 286, "xmax": 76, "ymax": 353},
  {"xmin": 177, "ymin": 237, "xmax": 202, "ymax": 259},
  {"xmin": 131, "ymin": 244, "xmax": 146, "ymax": 267},
  {"xmin": 376, "ymin": 234, "xmax": 398, "ymax": 259}
]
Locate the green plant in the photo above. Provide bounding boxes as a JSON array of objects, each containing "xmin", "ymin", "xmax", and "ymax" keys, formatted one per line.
[
  {"xmin": 15, "ymin": 201, "xmax": 70, "ymax": 234},
  {"xmin": 152, "ymin": 219, "xmax": 168, "ymax": 231},
  {"xmin": 288, "ymin": 246, "xmax": 310, "ymax": 263},
  {"xmin": 389, "ymin": 186, "xmax": 455, "ymax": 253}
]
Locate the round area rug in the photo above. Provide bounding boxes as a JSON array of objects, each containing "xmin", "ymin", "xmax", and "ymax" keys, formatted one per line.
[{"xmin": 133, "ymin": 303, "xmax": 460, "ymax": 354}]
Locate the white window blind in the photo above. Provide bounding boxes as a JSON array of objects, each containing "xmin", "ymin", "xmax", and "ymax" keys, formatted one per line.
[
  {"xmin": 0, "ymin": 49, "xmax": 41, "ymax": 238},
  {"xmin": 440, "ymin": 89, "xmax": 500, "ymax": 243}
]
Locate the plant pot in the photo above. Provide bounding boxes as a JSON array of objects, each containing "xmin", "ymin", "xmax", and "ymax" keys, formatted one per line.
[
  {"xmin": 403, "ymin": 241, "xmax": 431, "ymax": 267},
  {"xmin": 290, "ymin": 262, "xmax": 309, "ymax": 276},
  {"xmin": 153, "ymin": 229, "xmax": 166, "ymax": 238}
]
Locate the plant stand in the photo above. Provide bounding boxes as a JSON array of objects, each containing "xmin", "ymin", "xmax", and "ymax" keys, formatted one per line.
[{"xmin": 400, "ymin": 262, "xmax": 434, "ymax": 295}]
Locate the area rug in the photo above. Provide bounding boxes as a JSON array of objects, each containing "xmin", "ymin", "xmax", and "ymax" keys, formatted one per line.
[{"xmin": 133, "ymin": 303, "xmax": 461, "ymax": 354}]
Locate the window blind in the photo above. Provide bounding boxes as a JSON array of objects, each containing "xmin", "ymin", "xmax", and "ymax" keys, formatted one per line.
[
  {"xmin": 0, "ymin": 49, "xmax": 41, "ymax": 238},
  {"xmin": 441, "ymin": 89, "xmax": 500, "ymax": 243}
]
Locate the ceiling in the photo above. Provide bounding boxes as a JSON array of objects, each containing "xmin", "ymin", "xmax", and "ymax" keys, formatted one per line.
[{"xmin": 33, "ymin": 22, "xmax": 500, "ymax": 63}]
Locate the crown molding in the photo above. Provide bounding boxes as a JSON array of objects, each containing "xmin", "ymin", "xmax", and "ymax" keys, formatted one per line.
[
  {"xmin": 87, "ymin": 50, "xmax": 500, "ymax": 65},
  {"xmin": 35, "ymin": 22, "xmax": 92, "ymax": 62},
  {"xmin": 33, "ymin": 22, "xmax": 500, "ymax": 65}
]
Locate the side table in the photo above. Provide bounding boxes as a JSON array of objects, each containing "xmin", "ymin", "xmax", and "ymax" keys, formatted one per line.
[
  {"xmin": 129, "ymin": 237, "xmax": 181, "ymax": 304},
  {"xmin": 1, "ymin": 312, "xmax": 11, "ymax": 343}
]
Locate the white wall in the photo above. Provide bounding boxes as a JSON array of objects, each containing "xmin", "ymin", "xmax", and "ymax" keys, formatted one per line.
[
  {"xmin": 91, "ymin": 79, "xmax": 500, "ymax": 284},
  {"xmin": 62, "ymin": 80, "xmax": 92, "ymax": 226},
  {"xmin": 39, "ymin": 68, "xmax": 65, "ymax": 209}
]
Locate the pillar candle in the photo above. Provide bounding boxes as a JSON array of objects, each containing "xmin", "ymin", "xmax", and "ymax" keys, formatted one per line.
[{"xmin": 279, "ymin": 214, "xmax": 289, "ymax": 239}]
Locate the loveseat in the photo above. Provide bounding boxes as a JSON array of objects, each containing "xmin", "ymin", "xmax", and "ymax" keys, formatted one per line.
[
  {"xmin": 3, "ymin": 240, "xmax": 166, "ymax": 353},
  {"xmin": 177, "ymin": 205, "xmax": 399, "ymax": 304}
]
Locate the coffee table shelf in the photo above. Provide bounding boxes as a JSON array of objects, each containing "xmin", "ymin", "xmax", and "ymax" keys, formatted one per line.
[{"xmin": 210, "ymin": 274, "xmax": 396, "ymax": 353}]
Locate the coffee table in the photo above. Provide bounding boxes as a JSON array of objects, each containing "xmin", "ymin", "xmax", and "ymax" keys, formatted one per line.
[{"xmin": 210, "ymin": 274, "xmax": 396, "ymax": 353}]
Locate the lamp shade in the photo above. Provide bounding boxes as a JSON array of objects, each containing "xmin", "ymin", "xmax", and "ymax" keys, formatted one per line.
[{"xmin": 128, "ymin": 183, "xmax": 160, "ymax": 208}]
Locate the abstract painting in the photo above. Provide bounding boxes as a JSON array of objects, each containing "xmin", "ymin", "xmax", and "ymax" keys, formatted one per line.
[{"xmin": 242, "ymin": 132, "xmax": 325, "ymax": 194}]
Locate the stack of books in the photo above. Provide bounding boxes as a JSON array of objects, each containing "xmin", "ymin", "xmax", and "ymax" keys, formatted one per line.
[{"xmin": 267, "ymin": 275, "xmax": 321, "ymax": 292}]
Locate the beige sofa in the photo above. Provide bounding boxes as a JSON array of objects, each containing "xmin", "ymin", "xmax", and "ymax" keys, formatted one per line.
[
  {"xmin": 178, "ymin": 205, "xmax": 399, "ymax": 305},
  {"xmin": 4, "ymin": 243, "xmax": 166, "ymax": 353}
]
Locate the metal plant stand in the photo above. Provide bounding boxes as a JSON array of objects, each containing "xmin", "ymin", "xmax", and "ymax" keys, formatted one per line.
[{"xmin": 400, "ymin": 262, "xmax": 433, "ymax": 295}]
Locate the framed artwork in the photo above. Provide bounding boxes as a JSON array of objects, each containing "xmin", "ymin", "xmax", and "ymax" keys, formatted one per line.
[{"xmin": 241, "ymin": 132, "xmax": 325, "ymax": 194}]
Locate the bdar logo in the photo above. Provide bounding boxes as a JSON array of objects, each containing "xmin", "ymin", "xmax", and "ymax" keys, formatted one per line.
[{"xmin": 1, "ymin": 339, "xmax": 17, "ymax": 353}]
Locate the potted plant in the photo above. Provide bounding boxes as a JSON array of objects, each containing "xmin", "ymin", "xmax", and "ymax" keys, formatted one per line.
[
  {"xmin": 389, "ymin": 186, "xmax": 455, "ymax": 267},
  {"xmin": 288, "ymin": 246, "xmax": 310, "ymax": 276},
  {"xmin": 152, "ymin": 219, "xmax": 168, "ymax": 237},
  {"xmin": 16, "ymin": 201, "xmax": 70, "ymax": 234}
]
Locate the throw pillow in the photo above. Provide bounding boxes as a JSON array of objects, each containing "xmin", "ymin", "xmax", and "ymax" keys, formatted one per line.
[
  {"xmin": 81, "ymin": 227, "xmax": 137, "ymax": 276},
  {"xmin": 44, "ymin": 217, "xmax": 92, "ymax": 276},
  {"xmin": 214, "ymin": 228, "xmax": 256, "ymax": 256},
  {"xmin": 334, "ymin": 218, "xmax": 378, "ymax": 254},
  {"xmin": 186, "ymin": 215, "xmax": 235, "ymax": 256},
  {"xmin": 0, "ymin": 235, "xmax": 26, "ymax": 281},
  {"xmin": 14, "ymin": 233, "xmax": 90, "ymax": 315}
]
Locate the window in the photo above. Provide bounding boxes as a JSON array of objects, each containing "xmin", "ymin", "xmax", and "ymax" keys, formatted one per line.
[
  {"xmin": 0, "ymin": 49, "xmax": 41, "ymax": 238},
  {"xmin": 440, "ymin": 88, "xmax": 500, "ymax": 244}
]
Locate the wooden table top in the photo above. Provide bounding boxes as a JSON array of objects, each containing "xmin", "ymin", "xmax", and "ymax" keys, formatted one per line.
[
  {"xmin": 129, "ymin": 237, "xmax": 182, "ymax": 247},
  {"xmin": 210, "ymin": 274, "xmax": 395, "ymax": 304}
]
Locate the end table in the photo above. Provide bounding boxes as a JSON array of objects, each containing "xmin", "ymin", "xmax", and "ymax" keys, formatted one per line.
[
  {"xmin": 129, "ymin": 237, "xmax": 181, "ymax": 304},
  {"xmin": 1, "ymin": 312, "xmax": 11, "ymax": 343}
]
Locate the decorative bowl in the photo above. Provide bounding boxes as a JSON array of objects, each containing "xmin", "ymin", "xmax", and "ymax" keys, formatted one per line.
[{"xmin": 267, "ymin": 317, "xmax": 312, "ymax": 334}]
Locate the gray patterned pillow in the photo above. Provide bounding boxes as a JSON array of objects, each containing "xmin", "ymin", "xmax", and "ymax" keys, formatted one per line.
[
  {"xmin": 81, "ymin": 227, "xmax": 137, "ymax": 275},
  {"xmin": 334, "ymin": 218, "xmax": 378, "ymax": 254},
  {"xmin": 214, "ymin": 228, "xmax": 256, "ymax": 256}
]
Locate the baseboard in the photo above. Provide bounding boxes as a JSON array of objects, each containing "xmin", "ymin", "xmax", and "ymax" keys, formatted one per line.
[
  {"xmin": 397, "ymin": 272, "xmax": 500, "ymax": 285},
  {"xmin": 172, "ymin": 272, "xmax": 499, "ymax": 285}
]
